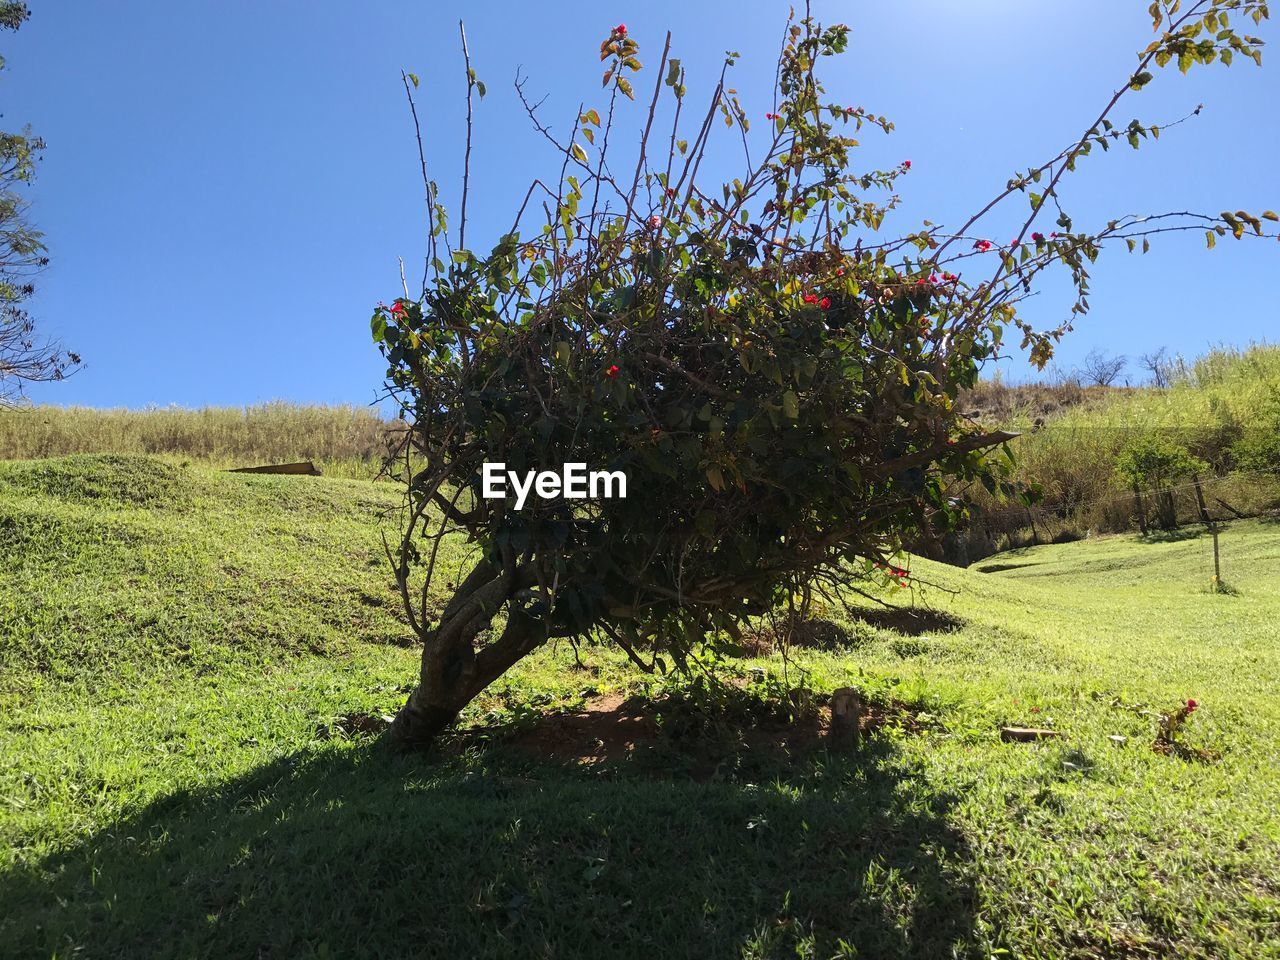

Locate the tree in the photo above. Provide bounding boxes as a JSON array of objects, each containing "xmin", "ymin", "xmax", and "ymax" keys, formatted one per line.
[
  {"xmin": 1080, "ymin": 348, "xmax": 1128, "ymax": 387},
  {"xmin": 1139, "ymin": 346, "xmax": 1174, "ymax": 387},
  {"xmin": 1115, "ymin": 436, "xmax": 1207, "ymax": 530},
  {"xmin": 374, "ymin": 5, "xmax": 1275, "ymax": 746},
  {"xmin": 1, "ymin": 2, "xmax": 77, "ymax": 403}
]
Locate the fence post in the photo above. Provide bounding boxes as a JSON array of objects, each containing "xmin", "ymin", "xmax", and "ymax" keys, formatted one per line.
[{"xmin": 1192, "ymin": 474, "xmax": 1222, "ymax": 590}]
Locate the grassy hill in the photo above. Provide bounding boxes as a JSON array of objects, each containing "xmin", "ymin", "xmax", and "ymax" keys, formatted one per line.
[
  {"xmin": 0, "ymin": 403, "xmax": 397, "ymax": 479},
  {"xmin": 2, "ymin": 455, "xmax": 1278, "ymax": 958}
]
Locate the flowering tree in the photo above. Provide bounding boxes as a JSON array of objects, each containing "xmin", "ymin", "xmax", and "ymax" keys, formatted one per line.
[{"xmin": 374, "ymin": 4, "xmax": 1274, "ymax": 745}]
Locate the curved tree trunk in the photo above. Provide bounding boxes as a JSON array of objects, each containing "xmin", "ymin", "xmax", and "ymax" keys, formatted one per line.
[{"xmin": 390, "ymin": 556, "xmax": 550, "ymax": 748}]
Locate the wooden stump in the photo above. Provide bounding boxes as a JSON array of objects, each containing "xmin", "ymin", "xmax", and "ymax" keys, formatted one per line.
[{"xmin": 828, "ymin": 687, "xmax": 862, "ymax": 753}]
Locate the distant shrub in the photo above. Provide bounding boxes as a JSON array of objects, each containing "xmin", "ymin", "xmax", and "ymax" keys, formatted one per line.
[{"xmin": 1115, "ymin": 437, "xmax": 1206, "ymax": 531}]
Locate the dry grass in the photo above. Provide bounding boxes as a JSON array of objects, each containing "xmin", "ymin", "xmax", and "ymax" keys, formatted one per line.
[{"xmin": 0, "ymin": 402, "xmax": 402, "ymax": 479}]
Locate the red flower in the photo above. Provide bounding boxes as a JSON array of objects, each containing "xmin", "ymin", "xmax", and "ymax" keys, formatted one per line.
[
  {"xmin": 605, "ymin": 364, "xmax": 620, "ymax": 378},
  {"xmin": 975, "ymin": 240, "xmax": 993, "ymax": 253},
  {"xmin": 915, "ymin": 278, "xmax": 927, "ymax": 286},
  {"xmin": 1186, "ymin": 698, "xmax": 1198, "ymax": 712},
  {"xmin": 648, "ymin": 214, "xmax": 663, "ymax": 230},
  {"xmin": 389, "ymin": 302, "xmax": 405, "ymax": 317},
  {"xmin": 614, "ymin": 23, "xmax": 627, "ymax": 36},
  {"xmin": 929, "ymin": 273, "xmax": 939, "ymax": 283},
  {"xmin": 802, "ymin": 293, "xmax": 819, "ymax": 304},
  {"xmin": 946, "ymin": 438, "xmax": 957, "ymax": 446},
  {"xmin": 835, "ymin": 267, "xmax": 845, "ymax": 277},
  {"xmin": 765, "ymin": 112, "xmax": 776, "ymax": 120},
  {"xmin": 902, "ymin": 160, "xmax": 912, "ymax": 170},
  {"xmin": 1031, "ymin": 232, "xmax": 1044, "ymax": 243},
  {"xmin": 819, "ymin": 297, "xmax": 831, "ymax": 311}
]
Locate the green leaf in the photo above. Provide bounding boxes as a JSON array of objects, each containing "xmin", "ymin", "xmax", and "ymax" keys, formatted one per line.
[
  {"xmin": 407, "ymin": 73, "xmax": 419, "ymax": 88},
  {"xmin": 570, "ymin": 143, "xmax": 588, "ymax": 163},
  {"xmin": 665, "ymin": 59, "xmax": 681, "ymax": 87},
  {"xmin": 782, "ymin": 391, "xmax": 799, "ymax": 419},
  {"xmin": 475, "ymin": 80, "xmax": 486, "ymax": 98}
]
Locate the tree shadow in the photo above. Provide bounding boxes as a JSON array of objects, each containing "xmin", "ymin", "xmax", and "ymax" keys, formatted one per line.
[
  {"xmin": 849, "ymin": 606, "xmax": 965, "ymax": 636},
  {"xmin": 972, "ymin": 560, "xmax": 1043, "ymax": 574},
  {"xmin": 1, "ymin": 731, "xmax": 981, "ymax": 959},
  {"xmin": 1139, "ymin": 526, "xmax": 1207, "ymax": 544}
]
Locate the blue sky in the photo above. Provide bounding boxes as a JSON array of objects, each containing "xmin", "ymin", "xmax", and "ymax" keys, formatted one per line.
[{"xmin": 7, "ymin": 1, "xmax": 1277, "ymax": 408}]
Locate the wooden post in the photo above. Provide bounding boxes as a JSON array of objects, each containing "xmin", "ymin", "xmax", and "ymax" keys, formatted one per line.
[
  {"xmin": 1192, "ymin": 474, "xmax": 1222, "ymax": 590},
  {"xmin": 828, "ymin": 687, "xmax": 862, "ymax": 753}
]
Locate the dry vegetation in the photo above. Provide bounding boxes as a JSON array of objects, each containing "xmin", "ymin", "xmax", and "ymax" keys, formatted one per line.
[
  {"xmin": 0, "ymin": 401, "xmax": 400, "ymax": 479},
  {"xmin": 945, "ymin": 345, "xmax": 1280, "ymax": 562}
]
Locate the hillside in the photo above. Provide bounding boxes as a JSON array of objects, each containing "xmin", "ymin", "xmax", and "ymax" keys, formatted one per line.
[
  {"xmin": 954, "ymin": 345, "xmax": 1280, "ymax": 558},
  {"xmin": 2, "ymin": 456, "xmax": 1279, "ymax": 958}
]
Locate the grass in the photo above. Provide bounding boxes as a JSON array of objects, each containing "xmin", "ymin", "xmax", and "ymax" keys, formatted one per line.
[
  {"xmin": 2, "ymin": 455, "xmax": 1279, "ymax": 958},
  {"xmin": 0, "ymin": 402, "xmax": 399, "ymax": 479}
]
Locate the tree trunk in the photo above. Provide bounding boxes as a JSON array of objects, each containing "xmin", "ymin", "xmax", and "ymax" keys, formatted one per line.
[
  {"xmin": 1157, "ymin": 489, "xmax": 1178, "ymax": 530},
  {"xmin": 390, "ymin": 556, "xmax": 549, "ymax": 748},
  {"xmin": 1133, "ymin": 484, "xmax": 1148, "ymax": 535}
]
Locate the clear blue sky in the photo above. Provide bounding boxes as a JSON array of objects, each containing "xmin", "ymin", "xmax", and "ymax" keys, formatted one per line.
[{"xmin": 7, "ymin": 0, "xmax": 1277, "ymax": 408}]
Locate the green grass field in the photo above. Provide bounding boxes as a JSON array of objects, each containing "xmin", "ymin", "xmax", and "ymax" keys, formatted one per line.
[{"xmin": 2, "ymin": 455, "xmax": 1278, "ymax": 958}]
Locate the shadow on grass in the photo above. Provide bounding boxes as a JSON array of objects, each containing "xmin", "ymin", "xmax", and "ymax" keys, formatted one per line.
[
  {"xmin": 849, "ymin": 606, "xmax": 965, "ymax": 636},
  {"xmin": 1139, "ymin": 527, "xmax": 1208, "ymax": 544},
  {"xmin": 972, "ymin": 560, "xmax": 1042, "ymax": 574},
  {"xmin": 1, "ymin": 733, "xmax": 980, "ymax": 959}
]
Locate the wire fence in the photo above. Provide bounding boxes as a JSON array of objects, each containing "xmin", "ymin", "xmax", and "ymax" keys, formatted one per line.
[{"xmin": 937, "ymin": 467, "xmax": 1280, "ymax": 567}]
